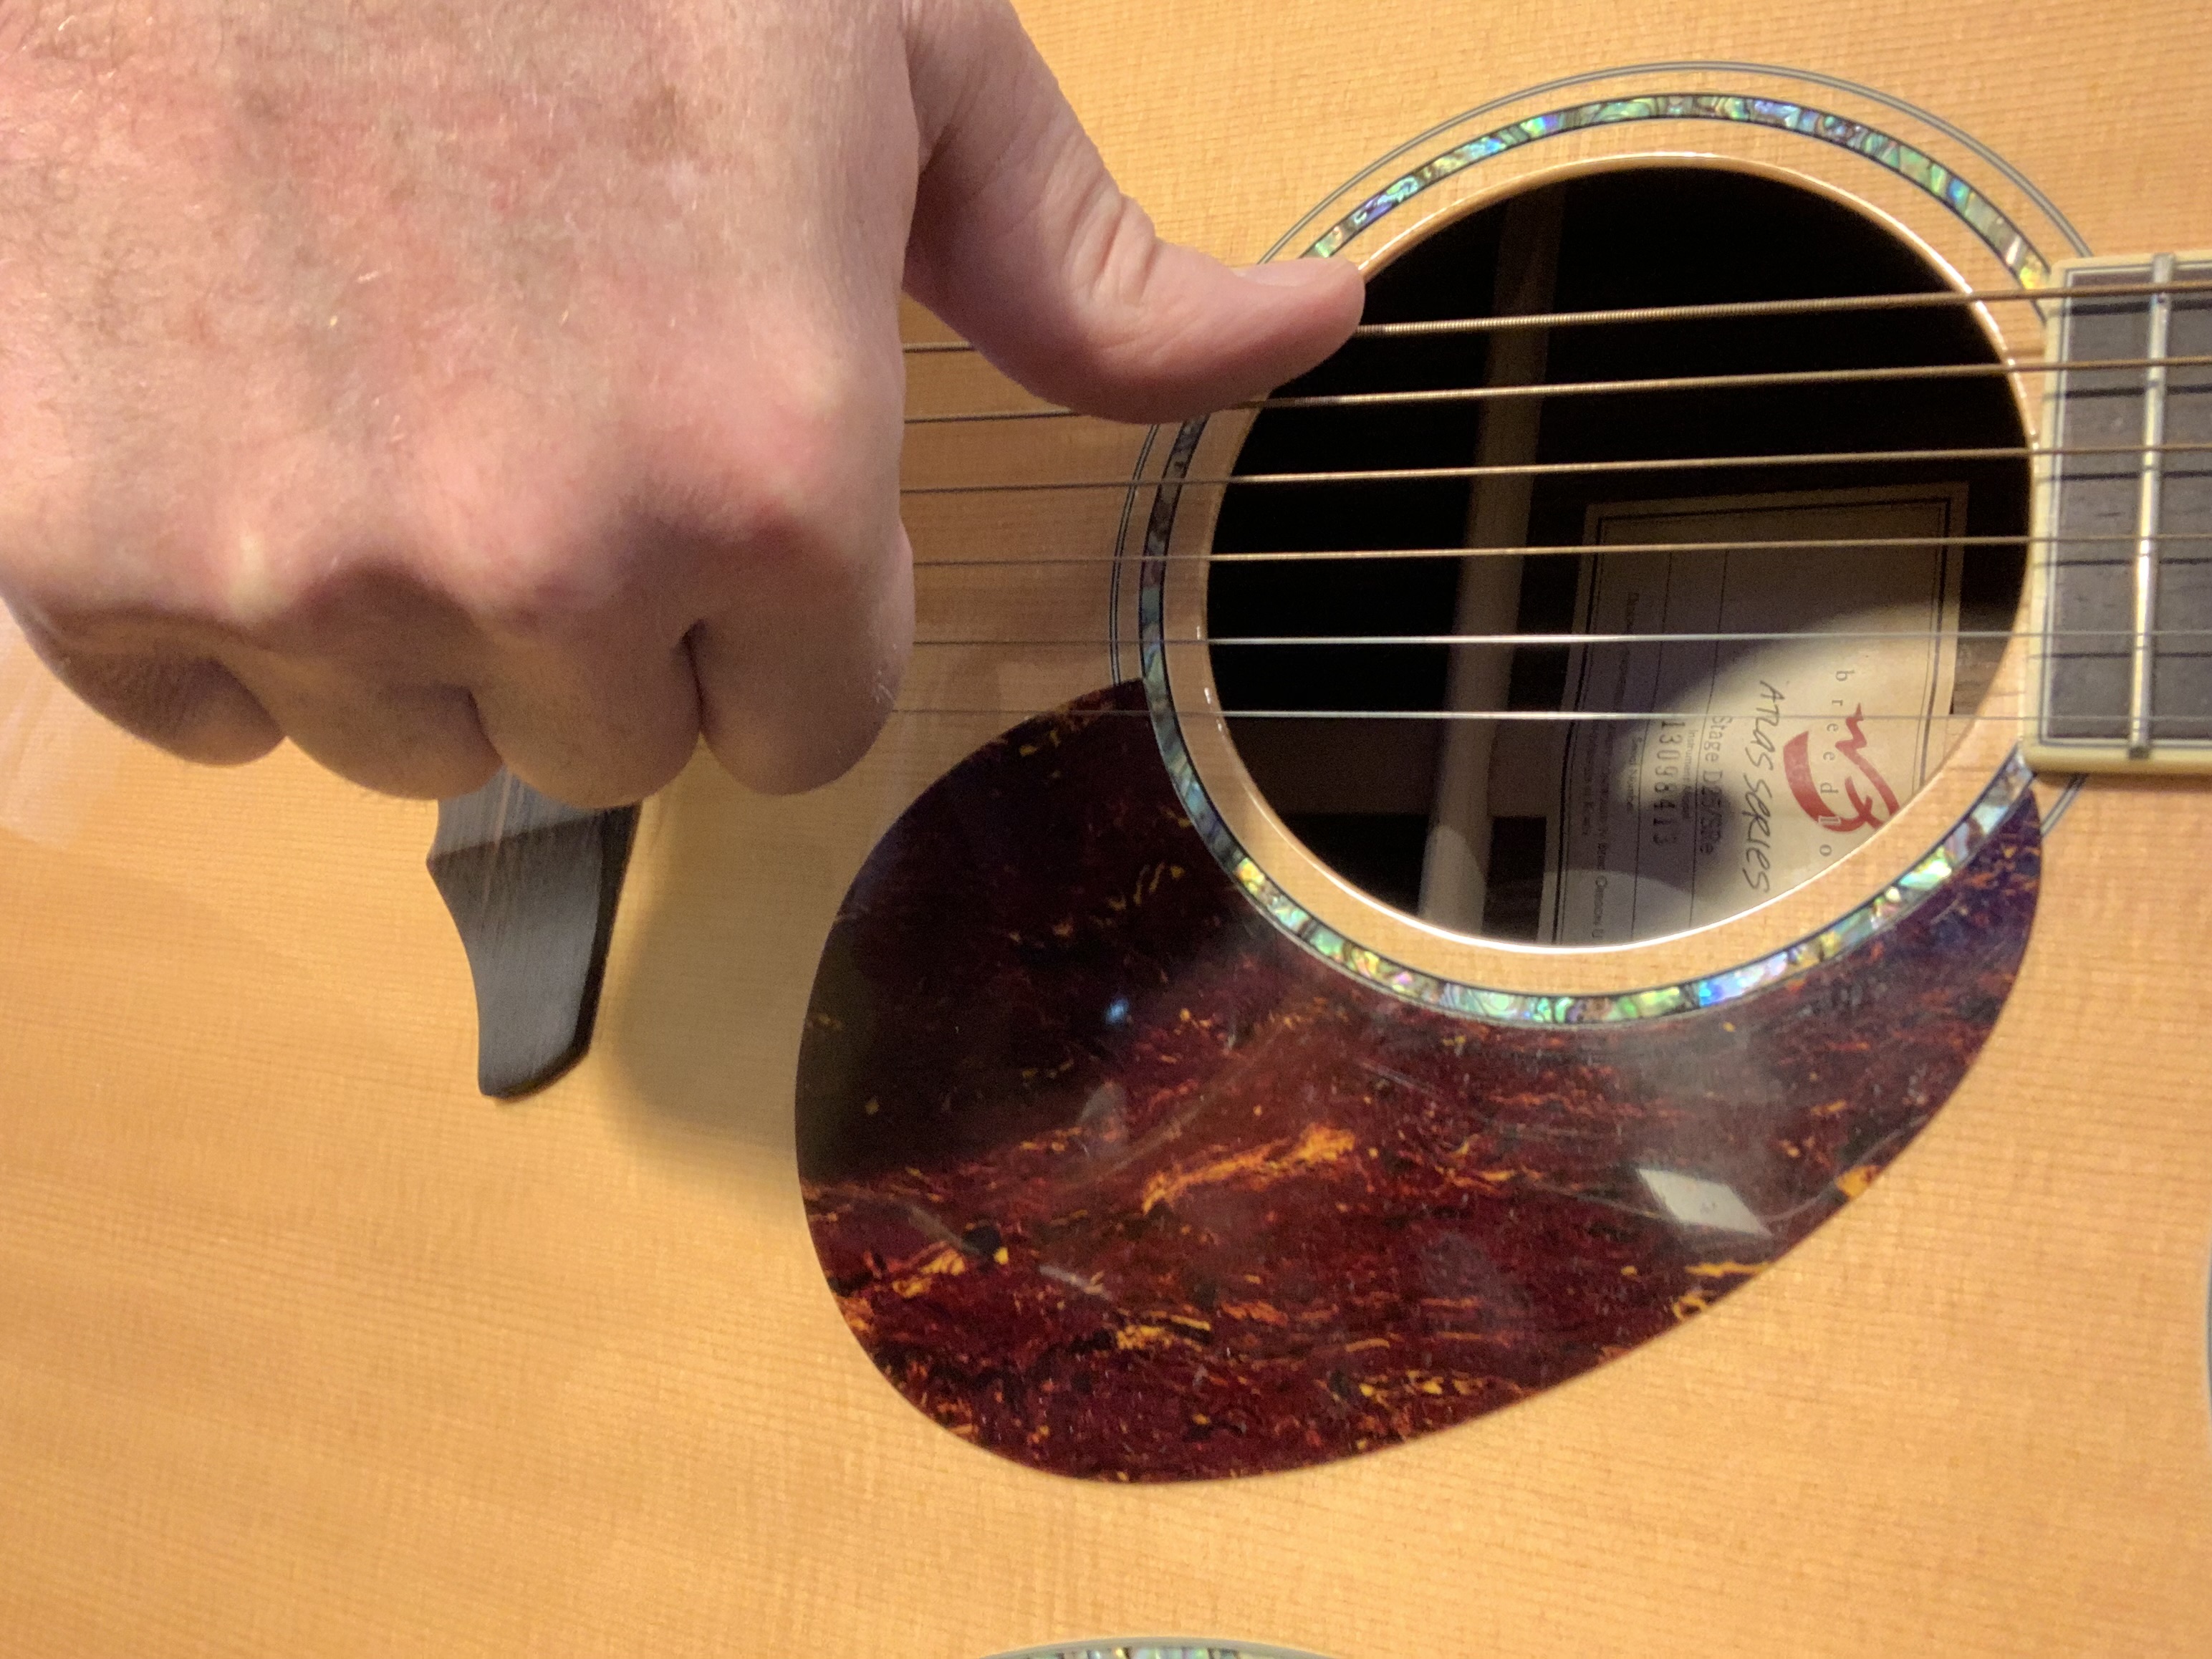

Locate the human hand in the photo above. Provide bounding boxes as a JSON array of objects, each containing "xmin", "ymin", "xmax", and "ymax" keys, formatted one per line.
[{"xmin": 0, "ymin": 0, "xmax": 1360, "ymax": 806}]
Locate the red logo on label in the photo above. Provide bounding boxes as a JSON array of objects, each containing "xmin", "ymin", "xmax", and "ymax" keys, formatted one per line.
[{"xmin": 1782, "ymin": 706, "xmax": 1901, "ymax": 833}]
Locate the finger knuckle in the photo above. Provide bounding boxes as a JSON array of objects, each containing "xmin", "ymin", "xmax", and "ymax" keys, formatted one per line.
[
  {"xmin": 726, "ymin": 363, "xmax": 891, "ymax": 555},
  {"xmin": 461, "ymin": 542, "xmax": 610, "ymax": 643}
]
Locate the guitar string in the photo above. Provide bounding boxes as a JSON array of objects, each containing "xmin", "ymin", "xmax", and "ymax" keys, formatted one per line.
[
  {"xmin": 912, "ymin": 532, "xmax": 2210, "ymax": 568},
  {"xmin": 910, "ymin": 629, "xmax": 2209, "ymax": 648},
  {"xmin": 908, "ymin": 540, "xmax": 2212, "ymax": 646},
  {"xmin": 924, "ymin": 529, "xmax": 2212, "ymax": 564},
  {"xmin": 899, "ymin": 276, "xmax": 2212, "ymax": 356},
  {"xmin": 899, "ymin": 441, "xmax": 2212, "ymax": 496},
  {"xmin": 879, "ymin": 706, "xmax": 2212, "ymax": 723},
  {"xmin": 899, "ymin": 281, "xmax": 2208, "ymax": 718},
  {"xmin": 907, "ymin": 352, "xmax": 2212, "ymax": 425}
]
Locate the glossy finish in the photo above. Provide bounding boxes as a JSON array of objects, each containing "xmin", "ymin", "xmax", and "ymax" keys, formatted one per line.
[
  {"xmin": 798, "ymin": 683, "xmax": 2039, "ymax": 1481},
  {"xmin": 9, "ymin": 32, "xmax": 2212, "ymax": 1656}
]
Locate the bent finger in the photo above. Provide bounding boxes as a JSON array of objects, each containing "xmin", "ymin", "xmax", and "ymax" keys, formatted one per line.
[
  {"xmin": 16, "ymin": 620, "xmax": 283, "ymax": 766},
  {"xmin": 689, "ymin": 521, "xmax": 913, "ymax": 797},
  {"xmin": 471, "ymin": 635, "xmax": 702, "ymax": 809},
  {"xmin": 223, "ymin": 657, "xmax": 500, "ymax": 799}
]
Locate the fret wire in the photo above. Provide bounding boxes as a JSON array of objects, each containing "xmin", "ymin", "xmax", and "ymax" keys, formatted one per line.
[
  {"xmin": 2126, "ymin": 254, "xmax": 2179, "ymax": 757},
  {"xmin": 900, "ymin": 276, "xmax": 2212, "ymax": 355},
  {"xmin": 903, "ymin": 441, "xmax": 2212, "ymax": 496},
  {"xmin": 906, "ymin": 352, "xmax": 2212, "ymax": 425}
]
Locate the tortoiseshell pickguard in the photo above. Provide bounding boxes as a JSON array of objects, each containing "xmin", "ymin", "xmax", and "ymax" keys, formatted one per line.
[{"xmin": 797, "ymin": 683, "xmax": 2038, "ymax": 1481}]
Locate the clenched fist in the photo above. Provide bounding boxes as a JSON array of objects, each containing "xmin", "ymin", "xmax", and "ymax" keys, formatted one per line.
[{"xmin": 0, "ymin": 0, "xmax": 1359, "ymax": 805}]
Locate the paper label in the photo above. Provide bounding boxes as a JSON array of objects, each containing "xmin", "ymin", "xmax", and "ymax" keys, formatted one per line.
[{"xmin": 1537, "ymin": 488, "xmax": 1965, "ymax": 945}]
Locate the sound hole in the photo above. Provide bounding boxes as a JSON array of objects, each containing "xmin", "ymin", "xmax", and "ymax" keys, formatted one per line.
[{"xmin": 1206, "ymin": 167, "xmax": 2029, "ymax": 945}]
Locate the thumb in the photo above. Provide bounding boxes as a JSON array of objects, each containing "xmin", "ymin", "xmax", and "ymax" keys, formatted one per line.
[{"xmin": 900, "ymin": 0, "xmax": 1363, "ymax": 423}]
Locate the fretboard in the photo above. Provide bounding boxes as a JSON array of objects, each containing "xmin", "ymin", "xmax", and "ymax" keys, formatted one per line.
[{"xmin": 2026, "ymin": 251, "xmax": 2212, "ymax": 771}]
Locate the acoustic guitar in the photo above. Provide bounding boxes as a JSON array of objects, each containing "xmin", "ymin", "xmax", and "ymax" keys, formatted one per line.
[{"xmin": 4, "ymin": 3, "xmax": 2208, "ymax": 1655}]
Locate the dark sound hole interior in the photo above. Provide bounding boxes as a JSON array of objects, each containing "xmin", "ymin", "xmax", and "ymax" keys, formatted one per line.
[{"xmin": 1205, "ymin": 166, "xmax": 2029, "ymax": 944}]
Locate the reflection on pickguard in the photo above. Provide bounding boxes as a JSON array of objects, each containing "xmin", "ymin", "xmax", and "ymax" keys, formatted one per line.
[{"xmin": 797, "ymin": 683, "xmax": 2038, "ymax": 1481}]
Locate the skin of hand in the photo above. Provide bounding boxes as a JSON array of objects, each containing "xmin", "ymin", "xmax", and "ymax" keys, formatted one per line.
[{"xmin": 0, "ymin": 0, "xmax": 1362, "ymax": 807}]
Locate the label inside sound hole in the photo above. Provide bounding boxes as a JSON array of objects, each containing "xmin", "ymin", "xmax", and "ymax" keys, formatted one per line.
[{"xmin": 1495, "ymin": 484, "xmax": 1967, "ymax": 944}]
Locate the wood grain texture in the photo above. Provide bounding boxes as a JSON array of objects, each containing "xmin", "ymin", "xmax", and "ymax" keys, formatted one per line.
[{"xmin": 3, "ymin": 4, "xmax": 2211, "ymax": 1655}]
